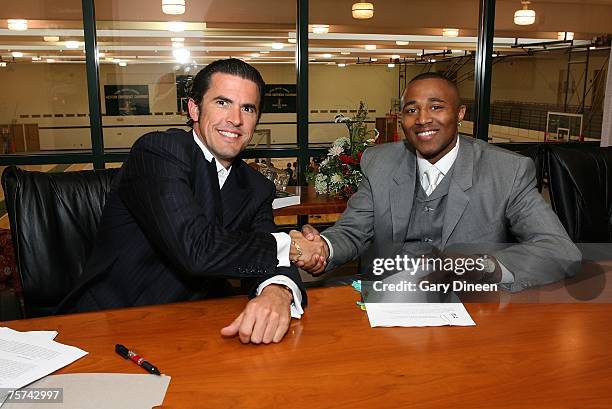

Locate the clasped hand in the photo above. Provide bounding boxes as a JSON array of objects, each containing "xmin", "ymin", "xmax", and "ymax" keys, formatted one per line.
[{"xmin": 289, "ymin": 225, "xmax": 329, "ymax": 275}]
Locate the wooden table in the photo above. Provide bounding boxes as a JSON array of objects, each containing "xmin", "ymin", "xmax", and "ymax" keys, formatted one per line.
[
  {"xmin": 273, "ymin": 186, "xmax": 347, "ymax": 225},
  {"xmin": 3, "ymin": 283, "xmax": 612, "ymax": 408}
]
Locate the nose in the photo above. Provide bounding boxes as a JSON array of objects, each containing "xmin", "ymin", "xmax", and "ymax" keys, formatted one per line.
[
  {"xmin": 226, "ymin": 105, "xmax": 242, "ymax": 127},
  {"xmin": 415, "ymin": 109, "xmax": 432, "ymax": 125}
]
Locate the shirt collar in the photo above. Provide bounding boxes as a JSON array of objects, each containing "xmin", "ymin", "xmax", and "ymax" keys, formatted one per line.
[
  {"xmin": 416, "ymin": 135, "xmax": 460, "ymax": 177},
  {"xmin": 192, "ymin": 129, "xmax": 231, "ymax": 174}
]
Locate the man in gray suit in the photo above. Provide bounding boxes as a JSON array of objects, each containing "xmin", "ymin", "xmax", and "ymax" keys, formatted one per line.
[{"xmin": 291, "ymin": 72, "xmax": 581, "ymax": 291}]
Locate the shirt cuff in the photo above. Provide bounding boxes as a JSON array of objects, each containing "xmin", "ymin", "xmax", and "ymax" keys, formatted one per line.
[
  {"xmin": 271, "ymin": 232, "xmax": 291, "ymax": 267},
  {"xmin": 255, "ymin": 275, "xmax": 304, "ymax": 319},
  {"xmin": 320, "ymin": 234, "xmax": 334, "ymax": 261},
  {"xmin": 498, "ymin": 260, "xmax": 515, "ymax": 284}
]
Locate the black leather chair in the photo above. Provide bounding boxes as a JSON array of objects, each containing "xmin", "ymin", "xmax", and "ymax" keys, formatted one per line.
[
  {"xmin": 1, "ymin": 166, "xmax": 119, "ymax": 317},
  {"xmin": 547, "ymin": 145, "xmax": 612, "ymax": 242}
]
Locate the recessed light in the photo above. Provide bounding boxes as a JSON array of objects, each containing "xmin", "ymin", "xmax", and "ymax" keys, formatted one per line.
[
  {"xmin": 395, "ymin": 40, "xmax": 409, "ymax": 46},
  {"xmin": 388, "ymin": 63, "xmax": 395, "ymax": 68},
  {"xmin": 391, "ymin": 54, "xmax": 400, "ymax": 59},
  {"xmin": 44, "ymin": 36, "xmax": 60, "ymax": 42},
  {"xmin": 341, "ymin": 51, "xmax": 350, "ymax": 55},
  {"xmin": 271, "ymin": 42, "xmax": 284, "ymax": 50},
  {"xmin": 371, "ymin": 58, "xmax": 378, "ymax": 62},
  {"xmin": 311, "ymin": 24, "xmax": 329, "ymax": 34},
  {"xmin": 11, "ymin": 51, "xmax": 23, "ymax": 58},
  {"xmin": 364, "ymin": 44, "xmax": 376, "ymax": 50},
  {"xmin": 260, "ymin": 51, "xmax": 270, "ymax": 54},
  {"xmin": 322, "ymin": 53, "xmax": 332, "ymax": 58},
  {"xmin": 589, "ymin": 46, "xmax": 596, "ymax": 50},
  {"xmin": 171, "ymin": 37, "xmax": 185, "ymax": 42},
  {"xmin": 65, "ymin": 41, "xmax": 80, "ymax": 49},
  {"xmin": 173, "ymin": 47, "xmax": 190, "ymax": 63},
  {"xmin": 32, "ymin": 56, "xmax": 42, "ymax": 61},
  {"xmin": 8, "ymin": 19, "xmax": 28, "ymax": 31},
  {"xmin": 430, "ymin": 59, "xmax": 437, "ymax": 63},
  {"xmin": 46, "ymin": 58, "xmax": 55, "ymax": 63},
  {"xmin": 162, "ymin": 0, "xmax": 185, "ymax": 15},
  {"xmin": 172, "ymin": 41, "xmax": 184, "ymax": 48},
  {"xmin": 118, "ymin": 61, "xmax": 127, "ymax": 67},
  {"xmin": 338, "ymin": 63, "xmax": 346, "ymax": 67},
  {"xmin": 288, "ymin": 38, "xmax": 296, "ymax": 44},
  {"xmin": 167, "ymin": 21, "xmax": 186, "ymax": 32},
  {"xmin": 442, "ymin": 28, "xmax": 459, "ymax": 37}
]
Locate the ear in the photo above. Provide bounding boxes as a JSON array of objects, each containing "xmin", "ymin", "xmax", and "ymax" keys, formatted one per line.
[
  {"xmin": 457, "ymin": 104, "xmax": 466, "ymax": 122},
  {"xmin": 187, "ymin": 99, "xmax": 200, "ymax": 123}
]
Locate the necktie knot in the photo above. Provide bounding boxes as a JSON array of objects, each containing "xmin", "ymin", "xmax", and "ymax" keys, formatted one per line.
[{"xmin": 424, "ymin": 167, "xmax": 441, "ymax": 196}]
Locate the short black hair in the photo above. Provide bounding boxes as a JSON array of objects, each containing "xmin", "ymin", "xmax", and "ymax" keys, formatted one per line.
[
  {"xmin": 186, "ymin": 58, "xmax": 266, "ymax": 127},
  {"xmin": 402, "ymin": 72, "xmax": 461, "ymax": 108}
]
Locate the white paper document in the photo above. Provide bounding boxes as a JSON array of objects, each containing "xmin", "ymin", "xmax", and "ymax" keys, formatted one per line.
[
  {"xmin": 365, "ymin": 303, "xmax": 476, "ymax": 327},
  {"xmin": 1, "ymin": 373, "xmax": 171, "ymax": 409},
  {"xmin": 0, "ymin": 327, "xmax": 87, "ymax": 404}
]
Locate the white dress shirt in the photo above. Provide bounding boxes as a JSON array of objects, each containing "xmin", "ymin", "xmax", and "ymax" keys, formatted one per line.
[
  {"xmin": 192, "ymin": 131, "xmax": 303, "ymax": 318},
  {"xmin": 324, "ymin": 136, "xmax": 514, "ymax": 284}
]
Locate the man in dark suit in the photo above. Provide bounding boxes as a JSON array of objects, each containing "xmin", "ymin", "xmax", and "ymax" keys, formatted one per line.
[{"xmin": 59, "ymin": 59, "xmax": 314, "ymax": 344}]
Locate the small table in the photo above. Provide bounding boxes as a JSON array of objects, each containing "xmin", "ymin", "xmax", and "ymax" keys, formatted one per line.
[{"xmin": 273, "ymin": 186, "xmax": 347, "ymax": 225}]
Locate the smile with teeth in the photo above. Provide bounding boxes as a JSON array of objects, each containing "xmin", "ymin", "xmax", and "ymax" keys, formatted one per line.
[
  {"xmin": 218, "ymin": 130, "xmax": 240, "ymax": 138},
  {"xmin": 416, "ymin": 130, "xmax": 438, "ymax": 137}
]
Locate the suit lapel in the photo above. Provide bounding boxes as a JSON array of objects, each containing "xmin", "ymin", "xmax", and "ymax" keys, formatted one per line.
[
  {"xmin": 220, "ymin": 160, "xmax": 252, "ymax": 227},
  {"xmin": 441, "ymin": 137, "xmax": 474, "ymax": 246},
  {"xmin": 390, "ymin": 143, "xmax": 417, "ymax": 242}
]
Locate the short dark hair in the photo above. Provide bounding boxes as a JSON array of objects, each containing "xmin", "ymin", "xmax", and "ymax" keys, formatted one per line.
[
  {"xmin": 186, "ymin": 58, "xmax": 266, "ymax": 127},
  {"xmin": 402, "ymin": 72, "xmax": 461, "ymax": 108}
]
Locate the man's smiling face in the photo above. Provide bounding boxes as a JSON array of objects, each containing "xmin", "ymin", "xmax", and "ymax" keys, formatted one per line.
[
  {"xmin": 188, "ymin": 72, "xmax": 260, "ymax": 168},
  {"xmin": 400, "ymin": 77, "xmax": 466, "ymax": 164}
]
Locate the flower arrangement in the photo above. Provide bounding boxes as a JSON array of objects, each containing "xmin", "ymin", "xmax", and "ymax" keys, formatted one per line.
[{"xmin": 308, "ymin": 101, "xmax": 378, "ymax": 198}]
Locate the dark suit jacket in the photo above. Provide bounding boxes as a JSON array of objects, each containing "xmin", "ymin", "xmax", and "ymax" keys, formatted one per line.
[{"xmin": 58, "ymin": 129, "xmax": 306, "ymax": 313}]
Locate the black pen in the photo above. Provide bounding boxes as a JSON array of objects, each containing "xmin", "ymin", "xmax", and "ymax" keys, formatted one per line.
[{"xmin": 115, "ymin": 344, "xmax": 161, "ymax": 375}]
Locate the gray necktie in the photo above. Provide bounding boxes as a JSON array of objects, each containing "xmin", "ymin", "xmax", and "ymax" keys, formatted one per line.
[{"xmin": 424, "ymin": 167, "xmax": 442, "ymax": 196}]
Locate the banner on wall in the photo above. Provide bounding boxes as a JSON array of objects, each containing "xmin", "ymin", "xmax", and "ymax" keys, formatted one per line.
[
  {"xmin": 104, "ymin": 85, "xmax": 150, "ymax": 116},
  {"xmin": 263, "ymin": 84, "xmax": 296, "ymax": 113}
]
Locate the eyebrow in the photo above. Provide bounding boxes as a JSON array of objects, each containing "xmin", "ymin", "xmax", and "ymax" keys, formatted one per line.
[
  {"xmin": 402, "ymin": 97, "xmax": 448, "ymax": 108},
  {"xmin": 214, "ymin": 95, "xmax": 257, "ymax": 112}
]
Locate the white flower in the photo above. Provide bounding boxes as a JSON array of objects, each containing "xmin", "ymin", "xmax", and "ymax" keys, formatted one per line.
[
  {"xmin": 314, "ymin": 179, "xmax": 328, "ymax": 194},
  {"xmin": 334, "ymin": 114, "xmax": 351, "ymax": 123},
  {"xmin": 332, "ymin": 137, "xmax": 350, "ymax": 148},
  {"xmin": 328, "ymin": 145, "xmax": 344, "ymax": 157},
  {"xmin": 320, "ymin": 158, "xmax": 329, "ymax": 167},
  {"xmin": 330, "ymin": 173, "xmax": 344, "ymax": 184},
  {"xmin": 315, "ymin": 173, "xmax": 327, "ymax": 183}
]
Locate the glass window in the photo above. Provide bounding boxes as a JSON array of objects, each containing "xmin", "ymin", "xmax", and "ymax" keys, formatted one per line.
[
  {"xmin": 0, "ymin": 1, "xmax": 89, "ymax": 155},
  {"xmin": 94, "ymin": 0, "xmax": 297, "ymax": 151}
]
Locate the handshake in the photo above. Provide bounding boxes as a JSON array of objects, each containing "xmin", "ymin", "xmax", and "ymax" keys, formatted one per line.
[{"xmin": 288, "ymin": 225, "xmax": 329, "ymax": 276}]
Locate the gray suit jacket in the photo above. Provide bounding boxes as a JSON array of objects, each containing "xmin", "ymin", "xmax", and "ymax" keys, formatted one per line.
[{"xmin": 323, "ymin": 136, "xmax": 582, "ymax": 292}]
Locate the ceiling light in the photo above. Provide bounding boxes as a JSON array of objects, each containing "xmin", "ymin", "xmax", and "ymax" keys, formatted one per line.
[
  {"xmin": 430, "ymin": 59, "xmax": 437, "ymax": 63},
  {"xmin": 364, "ymin": 44, "xmax": 376, "ymax": 50},
  {"xmin": 260, "ymin": 51, "xmax": 270, "ymax": 54},
  {"xmin": 514, "ymin": 1, "xmax": 536, "ymax": 26},
  {"xmin": 11, "ymin": 51, "xmax": 23, "ymax": 58},
  {"xmin": 173, "ymin": 47, "xmax": 190, "ymax": 63},
  {"xmin": 46, "ymin": 58, "xmax": 55, "ymax": 63},
  {"xmin": 371, "ymin": 58, "xmax": 378, "ymax": 62},
  {"xmin": 492, "ymin": 53, "xmax": 498, "ymax": 57},
  {"xmin": 442, "ymin": 28, "xmax": 459, "ymax": 37},
  {"xmin": 44, "ymin": 36, "xmax": 60, "ymax": 42},
  {"xmin": 32, "ymin": 56, "xmax": 42, "ymax": 61},
  {"xmin": 0, "ymin": 62, "xmax": 6, "ymax": 67},
  {"xmin": 167, "ymin": 21, "xmax": 186, "ymax": 32},
  {"xmin": 162, "ymin": 0, "xmax": 185, "ymax": 15},
  {"xmin": 8, "ymin": 19, "xmax": 28, "ymax": 31},
  {"xmin": 288, "ymin": 38, "xmax": 296, "ymax": 44},
  {"xmin": 395, "ymin": 41, "xmax": 409, "ymax": 46},
  {"xmin": 452, "ymin": 49, "xmax": 463, "ymax": 54},
  {"xmin": 171, "ymin": 37, "xmax": 184, "ymax": 42},
  {"xmin": 251, "ymin": 53, "xmax": 260, "ymax": 58},
  {"xmin": 311, "ymin": 24, "xmax": 329, "ymax": 34},
  {"xmin": 352, "ymin": 2, "xmax": 374, "ymax": 19},
  {"xmin": 387, "ymin": 63, "xmax": 395, "ymax": 68},
  {"xmin": 271, "ymin": 42, "xmax": 284, "ymax": 50},
  {"xmin": 341, "ymin": 51, "xmax": 350, "ymax": 55},
  {"xmin": 391, "ymin": 54, "xmax": 400, "ymax": 59},
  {"xmin": 172, "ymin": 41, "xmax": 184, "ymax": 48},
  {"xmin": 589, "ymin": 46, "xmax": 596, "ymax": 50},
  {"xmin": 322, "ymin": 53, "xmax": 332, "ymax": 58},
  {"xmin": 558, "ymin": 31, "xmax": 574, "ymax": 40},
  {"xmin": 65, "ymin": 41, "xmax": 80, "ymax": 49},
  {"xmin": 338, "ymin": 63, "xmax": 346, "ymax": 67},
  {"xmin": 118, "ymin": 61, "xmax": 127, "ymax": 67}
]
